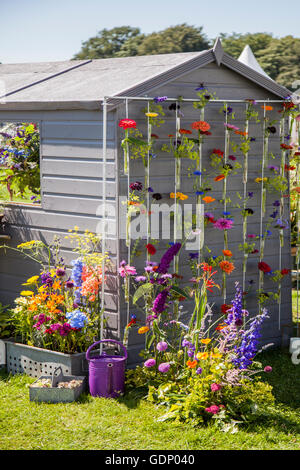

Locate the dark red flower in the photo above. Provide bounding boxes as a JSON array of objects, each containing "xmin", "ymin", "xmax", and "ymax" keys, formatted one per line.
[
  {"xmin": 146, "ymin": 243, "xmax": 156, "ymax": 256},
  {"xmin": 258, "ymin": 261, "xmax": 272, "ymax": 273},
  {"xmin": 281, "ymin": 269, "xmax": 289, "ymax": 275},
  {"xmin": 221, "ymin": 304, "xmax": 232, "ymax": 314}
]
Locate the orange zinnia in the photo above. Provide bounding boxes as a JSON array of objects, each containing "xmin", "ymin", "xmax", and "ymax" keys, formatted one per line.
[
  {"xmin": 192, "ymin": 121, "xmax": 211, "ymax": 132},
  {"xmin": 222, "ymin": 249, "xmax": 232, "ymax": 257},
  {"xmin": 219, "ymin": 260, "xmax": 235, "ymax": 274},
  {"xmin": 202, "ymin": 196, "xmax": 215, "ymax": 203},
  {"xmin": 179, "ymin": 128, "xmax": 192, "ymax": 134},
  {"xmin": 234, "ymin": 130, "xmax": 248, "ymax": 136},
  {"xmin": 214, "ymin": 175, "xmax": 225, "ymax": 182},
  {"xmin": 261, "ymin": 105, "xmax": 273, "ymax": 111}
]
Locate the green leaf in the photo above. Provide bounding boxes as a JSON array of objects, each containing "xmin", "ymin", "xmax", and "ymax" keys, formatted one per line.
[
  {"xmin": 170, "ymin": 286, "xmax": 189, "ymax": 299},
  {"xmin": 132, "ymin": 283, "xmax": 153, "ymax": 304}
]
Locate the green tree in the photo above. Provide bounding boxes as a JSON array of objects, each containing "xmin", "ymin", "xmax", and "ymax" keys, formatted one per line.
[
  {"xmin": 136, "ymin": 24, "xmax": 210, "ymax": 55},
  {"xmin": 73, "ymin": 24, "xmax": 210, "ymax": 59},
  {"xmin": 73, "ymin": 26, "xmax": 142, "ymax": 59},
  {"xmin": 220, "ymin": 32, "xmax": 274, "ymax": 58}
]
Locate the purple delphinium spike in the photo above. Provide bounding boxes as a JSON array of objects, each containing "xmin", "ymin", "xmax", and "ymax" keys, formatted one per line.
[{"xmin": 156, "ymin": 242, "xmax": 181, "ymax": 274}]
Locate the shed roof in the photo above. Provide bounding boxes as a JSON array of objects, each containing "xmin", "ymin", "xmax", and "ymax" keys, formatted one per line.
[{"xmin": 0, "ymin": 39, "xmax": 290, "ymax": 110}]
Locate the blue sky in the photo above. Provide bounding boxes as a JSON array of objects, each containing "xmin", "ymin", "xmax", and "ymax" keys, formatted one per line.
[{"xmin": 1, "ymin": 0, "xmax": 299, "ymax": 63}]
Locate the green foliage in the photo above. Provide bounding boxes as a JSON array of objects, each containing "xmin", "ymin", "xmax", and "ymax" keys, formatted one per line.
[{"xmin": 0, "ymin": 303, "xmax": 12, "ymax": 338}]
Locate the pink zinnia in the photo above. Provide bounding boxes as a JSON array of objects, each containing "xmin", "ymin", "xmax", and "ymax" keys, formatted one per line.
[
  {"xmin": 213, "ymin": 218, "xmax": 234, "ymax": 230},
  {"xmin": 118, "ymin": 261, "xmax": 137, "ymax": 278},
  {"xmin": 247, "ymin": 234, "xmax": 256, "ymax": 239}
]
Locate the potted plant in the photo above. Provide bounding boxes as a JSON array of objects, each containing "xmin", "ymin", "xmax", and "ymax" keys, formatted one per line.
[{"xmin": 1, "ymin": 228, "xmax": 109, "ymax": 377}]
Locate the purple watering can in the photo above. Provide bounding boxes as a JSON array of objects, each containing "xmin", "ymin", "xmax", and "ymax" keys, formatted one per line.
[{"xmin": 86, "ymin": 339, "xmax": 127, "ymax": 398}]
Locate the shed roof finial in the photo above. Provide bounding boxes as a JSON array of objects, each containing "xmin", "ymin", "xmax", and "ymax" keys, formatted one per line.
[{"xmin": 212, "ymin": 37, "xmax": 224, "ymax": 66}]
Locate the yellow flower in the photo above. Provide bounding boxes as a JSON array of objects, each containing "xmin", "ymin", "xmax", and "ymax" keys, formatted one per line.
[
  {"xmin": 22, "ymin": 275, "xmax": 39, "ymax": 285},
  {"xmin": 138, "ymin": 326, "xmax": 150, "ymax": 334},
  {"xmin": 211, "ymin": 352, "xmax": 222, "ymax": 359},
  {"xmin": 201, "ymin": 338, "xmax": 212, "ymax": 345},
  {"xmin": 145, "ymin": 112, "xmax": 158, "ymax": 117},
  {"xmin": 196, "ymin": 352, "xmax": 209, "ymax": 360},
  {"xmin": 17, "ymin": 240, "xmax": 37, "ymax": 249},
  {"xmin": 255, "ymin": 177, "xmax": 268, "ymax": 183},
  {"xmin": 20, "ymin": 290, "xmax": 34, "ymax": 297}
]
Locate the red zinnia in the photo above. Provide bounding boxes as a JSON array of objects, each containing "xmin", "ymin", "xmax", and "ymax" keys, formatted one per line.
[
  {"xmin": 192, "ymin": 121, "xmax": 211, "ymax": 132},
  {"xmin": 119, "ymin": 119, "xmax": 137, "ymax": 129},
  {"xmin": 146, "ymin": 243, "xmax": 156, "ymax": 256},
  {"xmin": 281, "ymin": 269, "xmax": 289, "ymax": 275},
  {"xmin": 258, "ymin": 261, "xmax": 272, "ymax": 273}
]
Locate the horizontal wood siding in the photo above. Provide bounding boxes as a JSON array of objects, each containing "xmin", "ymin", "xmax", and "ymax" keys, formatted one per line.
[{"xmin": 0, "ymin": 109, "xmax": 120, "ymax": 339}]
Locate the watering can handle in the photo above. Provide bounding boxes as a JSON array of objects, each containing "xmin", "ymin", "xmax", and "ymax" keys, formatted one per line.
[{"xmin": 86, "ymin": 339, "xmax": 128, "ymax": 361}]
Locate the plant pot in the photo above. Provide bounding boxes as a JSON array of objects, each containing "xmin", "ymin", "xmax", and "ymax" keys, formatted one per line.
[{"xmin": 4, "ymin": 339, "xmax": 89, "ymax": 378}]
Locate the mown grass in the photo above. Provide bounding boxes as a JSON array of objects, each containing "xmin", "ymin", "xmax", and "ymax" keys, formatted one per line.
[{"xmin": 0, "ymin": 350, "xmax": 299, "ymax": 450}]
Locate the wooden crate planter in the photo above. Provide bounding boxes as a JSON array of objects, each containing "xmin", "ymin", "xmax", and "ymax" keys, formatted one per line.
[{"xmin": 4, "ymin": 339, "xmax": 88, "ymax": 378}]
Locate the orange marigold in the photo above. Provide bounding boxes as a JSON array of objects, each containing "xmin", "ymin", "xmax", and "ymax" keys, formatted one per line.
[
  {"xmin": 202, "ymin": 196, "xmax": 215, "ymax": 203},
  {"xmin": 219, "ymin": 260, "xmax": 235, "ymax": 274},
  {"xmin": 222, "ymin": 249, "xmax": 232, "ymax": 257},
  {"xmin": 214, "ymin": 174, "xmax": 225, "ymax": 182},
  {"xmin": 261, "ymin": 105, "xmax": 273, "ymax": 111}
]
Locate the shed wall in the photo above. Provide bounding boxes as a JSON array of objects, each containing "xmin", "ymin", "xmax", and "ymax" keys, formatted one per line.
[
  {"xmin": 116, "ymin": 62, "xmax": 292, "ymax": 365},
  {"xmin": 0, "ymin": 109, "xmax": 120, "ymax": 338}
]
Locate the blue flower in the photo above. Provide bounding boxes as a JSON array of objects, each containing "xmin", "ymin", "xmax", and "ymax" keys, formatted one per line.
[
  {"xmin": 66, "ymin": 309, "xmax": 88, "ymax": 329},
  {"xmin": 193, "ymin": 170, "xmax": 202, "ymax": 176}
]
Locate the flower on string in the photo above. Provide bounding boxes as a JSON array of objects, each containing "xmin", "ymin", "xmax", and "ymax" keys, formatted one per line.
[
  {"xmin": 193, "ymin": 170, "xmax": 202, "ymax": 176},
  {"xmin": 248, "ymin": 192, "xmax": 254, "ymax": 198},
  {"xmin": 152, "ymin": 193, "xmax": 162, "ymax": 200},
  {"xmin": 157, "ymin": 243, "xmax": 181, "ymax": 274},
  {"xmin": 255, "ymin": 177, "xmax": 268, "ymax": 183},
  {"xmin": 267, "ymin": 126, "xmax": 277, "ymax": 134},
  {"xmin": 212, "ymin": 148, "xmax": 224, "ymax": 157},
  {"xmin": 244, "ymin": 208, "xmax": 254, "ymax": 215},
  {"xmin": 135, "ymin": 275, "xmax": 147, "ymax": 283},
  {"xmin": 118, "ymin": 261, "xmax": 137, "ymax": 278},
  {"xmin": 138, "ymin": 326, "xmax": 150, "ymax": 334},
  {"xmin": 281, "ymin": 143, "xmax": 293, "ymax": 150},
  {"xmin": 168, "ymin": 103, "xmax": 180, "ymax": 111},
  {"xmin": 228, "ymin": 155, "xmax": 236, "ymax": 161},
  {"xmin": 202, "ymin": 196, "xmax": 215, "ymax": 204},
  {"xmin": 222, "ymin": 250, "xmax": 232, "ymax": 257},
  {"xmin": 285, "ymin": 164, "xmax": 296, "ymax": 171},
  {"xmin": 179, "ymin": 128, "xmax": 192, "ymax": 135},
  {"xmin": 270, "ymin": 210, "xmax": 278, "ymax": 219},
  {"xmin": 204, "ymin": 212, "xmax": 216, "ymax": 223},
  {"xmin": 146, "ymin": 244, "xmax": 156, "ymax": 256},
  {"xmin": 247, "ymin": 234, "xmax": 256, "ymax": 239},
  {"xmin": 273, "ymin": 200, "xmax": 280, "ymax": 207},
  {"xmin": 145, "ymin": 112, "xmax": 158, "ymax": 118},
  {"xmin": 195, "ymin": 83, "xmax": 205, "ymax": 91},
  {"xmin": 258, "ymin": 261, "xmax": 272, "ymax": 273},
  {"xmin": 268, "ymin": 165, "xmax": 279, "ymax": 172},
  {"xmin": 281, "ymin": 269, "xmax": 289, "ymax": 276},
  {"xmin": 151, "ymin": 133, "xmax": 159, "ymax": 139},
  {"xmin": 274, "ymin": 218, "xmax": 289, "ymax": 229},
  {"xmin": 191, "ymin": 121, "xmax": 211, "ymax": 132},
  {"xmin": 219, "ymin": 260, "xmax": 235, "ymax": 274},
  {"xmin": 224, "ymin": 123, "xmax": 239, "ymax": 131},
  {"xmin": 234, "ymin": 130, "xmax": 248, "ymax": 136},
  {"xmin": 129, "ymin": 181, "xmax": 143, "ymax": 191},
  {"xmin": 118, "ymin": 119, "xmax": 137, "ymax": 129},
  {"xmin": 214, "ymin": 174, "xmax": 225, "ymax": 181},
  {"xmin": 154, "ymin": 96, "xmax": 168, "ymax": 103},
  {"xmin": 213, "ymin": 218, "xmax": 234, "ymax": 230},
  {"xmin": 261, "ymin": 105, "xmax": 273, "ymax": 111}
]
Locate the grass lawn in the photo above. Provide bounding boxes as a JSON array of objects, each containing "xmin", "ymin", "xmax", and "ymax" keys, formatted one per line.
[{"xmin": 0, "ymin": 350, "xmax": 299, "ymax": 450}]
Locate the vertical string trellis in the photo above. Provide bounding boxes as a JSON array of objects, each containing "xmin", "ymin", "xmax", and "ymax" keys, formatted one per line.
[
  {"xmin": 222, "ymin": 102, "xmax": 230, "ymax": 302},
  {"xmin": 278, "ymin": 113, "xmax": 287, "ymax": 329},
  {"xmin": 146, "ymin": 102, "xmax": 151, "ymax": 259},
  {"xmin": 258, "ymin": 104, "xmax": 268, "ymax": 313},
  {"xmin": 242, "ymin": 102, "xmax": 250, "ymax": 299},
  {"xmin": 296, "ymin": 118, "xmax": 300, "ymax": 334},
  {"xmin": 125, "ymin": 98, "xmax": 131, "ymax": 329},
  {"xmin": 196, "ymin": 106, "xmax": 205, "ymax": 272},
  {"xmin": 174, "ymin": 101, "xmax": 181, "ymax": 273},
  {"xmin": 100, "ymin": 97, "xmax": 108, "ymax": 348}
]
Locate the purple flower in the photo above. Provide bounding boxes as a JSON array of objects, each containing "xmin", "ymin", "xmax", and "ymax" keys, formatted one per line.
[
  {"xmin": 158, "ymin": 362, "xmax": 170, "ymax": 373},
  {"xmin": 196, "ymin": 367, "xmax": 202, "ymax": 375},
  {"xmin": 273, "ymin": 200, "xmax": 280, "ymax": 207},
  {"xmin": 144, "ymin": 359, "xmax": 156, "ymax": 368},
  {"xmin": 56, "ymin": 268, "xmax": 65, "ymax": 277},
  {"xmin": 154, "ymin": 96, "xmax": 168, "ymax": 103},
  {"xmin": 66, "ymin": 280, "xmax": 74, "ymax": 288},
  {"xmin": 152, "ymin": 289, "xmax": 169, "ymax": 314},
  {"xmin": 135, "ymin": 275, "xmax": 147, "ymax": 282},
  {"xmin": 157, "ymin": 341, "xmax": 168, "ymax": 352},
  {"xmin": 248, "ymin": 192, "xmax": 254, "ymax": 198},
  {"xmin": 129, "ymin": 181, "xmax": 143, "ymax": 191},
  {"xmin": 225, "ymin": 282, "xmax": 248, "ymax": 327},
  {"xmin": 156, "ymin": 243, "xmax": 181, "ymax": 274},
  {"xmin": 213, "ymin": 218, "xmax": 234, "ymax": 230}
]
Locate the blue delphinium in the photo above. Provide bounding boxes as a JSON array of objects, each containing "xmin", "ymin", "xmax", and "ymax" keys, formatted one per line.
[
  {"xmin": 232, "ymin": 308, "xmax": 269, "ymax": 369},
  {"xmin": 66, "ymin": 309, "xmax": 88, "ymax": 329},
  {"xmin": 71, "ymin": 258, "xmax": 84, "ymax": 288},
  {"xmin": 225, "ymin": 282, "xmax": 247, "ymax": 327}
]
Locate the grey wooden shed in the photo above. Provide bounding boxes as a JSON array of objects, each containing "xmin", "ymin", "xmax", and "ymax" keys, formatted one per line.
[{"xmin": 0, "ymin": 39, "xmax": 293, "ymax": 364}]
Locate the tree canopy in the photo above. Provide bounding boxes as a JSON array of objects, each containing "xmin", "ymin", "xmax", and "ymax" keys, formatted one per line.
[{"xmin": 73, "ymin": 26, "xmax": 300, "ymax": 89}]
